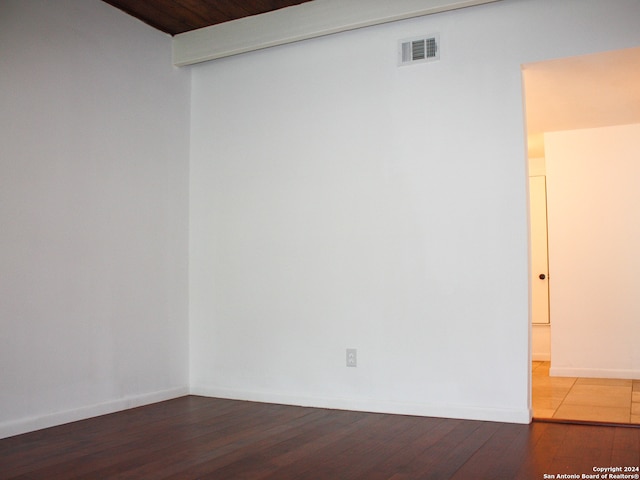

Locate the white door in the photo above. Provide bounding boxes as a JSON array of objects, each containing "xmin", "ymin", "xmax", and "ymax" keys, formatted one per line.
[{"xmin": 530, "ymin": 176, "xmax": 549, "ymax": 324}]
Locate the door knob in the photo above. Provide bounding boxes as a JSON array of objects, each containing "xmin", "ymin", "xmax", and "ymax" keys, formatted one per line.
[{"xmin": 539, "ymin": 274, "xmax": 546, "ymax": 280}]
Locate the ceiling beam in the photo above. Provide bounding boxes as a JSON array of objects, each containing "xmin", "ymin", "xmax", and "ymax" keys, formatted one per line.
[{"xmin": 173, "ymin": 0, "xmax": 501, "ymax": 66}]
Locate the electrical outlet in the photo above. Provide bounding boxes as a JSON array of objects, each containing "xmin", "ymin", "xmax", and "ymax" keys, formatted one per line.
[{"xmin": 346, "ymin": 348, "xmax": 357, "ymax": 367}]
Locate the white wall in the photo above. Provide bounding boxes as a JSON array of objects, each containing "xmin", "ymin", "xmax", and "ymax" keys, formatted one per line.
[
  {"xmin": 189, "ymin": 0, "xmax": 639, "ymax": 423},
  {"xmin": 532, "ymin": 325, "xmax": 550, "ymax": 361},
  {"xmin": 546, "ymin": 123, "xmax": 640, "ymax": 379},
  {"xmin": 0, "ymin": 0, "xmax": 191, "ymax": 438}
]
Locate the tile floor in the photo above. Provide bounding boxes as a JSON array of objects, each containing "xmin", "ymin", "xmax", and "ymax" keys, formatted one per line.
[{"xmin": 532, "ymin": 361, "xmax": 640, "ymax": 424}]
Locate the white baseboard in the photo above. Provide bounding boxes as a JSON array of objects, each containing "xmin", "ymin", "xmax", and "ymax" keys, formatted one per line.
[
  {"xmin": 190, "ymin": 385, "xmax": 532, "ymax": 425},
  {"xmin": 0, "ymin": 386, "xmax": 189, "ymax": 440},
  {"xmin": 549, "ymin": 367, "xmax": 640, "ymax": 379},
  {"xmin": 532, "ymin": 352, "xmax": 550, "ymax": 361}
]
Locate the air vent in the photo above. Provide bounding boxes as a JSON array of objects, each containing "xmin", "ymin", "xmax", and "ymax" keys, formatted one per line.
[{"xmin": 399, "ymin": 34, "xmax": 440, "ymax": 66}]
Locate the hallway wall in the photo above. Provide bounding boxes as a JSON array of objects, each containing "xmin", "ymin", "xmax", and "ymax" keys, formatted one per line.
[{"xmin": 546, "ymin": 123, "xmax": 640, "ymax": 378}]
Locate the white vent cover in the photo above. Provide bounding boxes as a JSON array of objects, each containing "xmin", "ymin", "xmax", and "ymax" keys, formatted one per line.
[{"xmin": 399, "ymin": 34, "xmax": 440, "ymax": 65}]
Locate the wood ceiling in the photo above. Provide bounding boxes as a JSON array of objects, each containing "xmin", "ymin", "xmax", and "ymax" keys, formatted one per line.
[{"xmin": 102, "ymin": 0, "xmax": 314, "ymax": 36}]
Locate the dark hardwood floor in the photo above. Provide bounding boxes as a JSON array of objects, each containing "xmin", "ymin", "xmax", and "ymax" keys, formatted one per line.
[{"xmin": 1, "ymin": 396, "xmax": 639, "ymax": 479}]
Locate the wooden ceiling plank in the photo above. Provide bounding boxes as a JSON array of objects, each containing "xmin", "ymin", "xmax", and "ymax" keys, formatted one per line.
[
  {"xmin": 165, "ymin": 2, "xmax": 226, "ymax": 33},
  {"xmin": 103, "ymin": 0, "xmax": 314, "ymax": 36},
  {"xmin": 211, "ymin": 0, "xmax": 258, "ymax": 18},
  {"xmin": 103, "ymin": 0, "xmax": 195, "ymax": 35},
  {"xmin": 246, "ymin": 0, "xmax": 311, "ymax": 15}
]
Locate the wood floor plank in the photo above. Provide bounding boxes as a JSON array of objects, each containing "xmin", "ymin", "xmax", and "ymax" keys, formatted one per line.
[
  {"xmin": 0, "ymin": 396, "xmax": 236, "ymax": 471},
  {"xmin": 75, "ymin": 402, "xmax": 322, "ymax": 480},
  {"xmin": 1, "ymin": 398, "xmax": 277, "ymax": 479},
  {"xmin": 123, "ymin": 407, "xmax": 355, "ymax": 479},
  {"xmin": 352, "ymin": 416, "xmax": 456, "ymax": 480},
  {"xmin": 406, "ymin": 420, "xmax": 502, "ymax": 479},
  {"xmin": 252, "ymin": 411, "xmax": 388, "ymax": 480},
  {"xmin": 1, "ymin": 396, "xmax": 639, "ymax": 480},
  {"xmin": 548, "ymin": 423, "xmax": 615, "ymax": 475},
  {"xmin": 189, "ymin": 410, "xmax": 373, "ymax": 479},
  {"xmin": 611, "ymin": 427, "xmax": 640, "ymax": 466},
  {"xmin": 265, "ymin": 413, "xmax": 428, "ymax": 480},
  {"xmin": 449, "ymin": 422, "xmax": 535, "ymax": 480},
  {"xmin": 513, "ymin": 421, "xmax": 569, "ymax": 479}
]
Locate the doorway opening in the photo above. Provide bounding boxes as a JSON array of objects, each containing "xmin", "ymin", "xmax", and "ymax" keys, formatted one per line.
[{"xmin": 523, "ymin": 46, "xmax": 640, "ymax": 424}]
